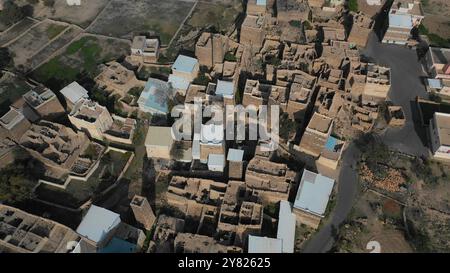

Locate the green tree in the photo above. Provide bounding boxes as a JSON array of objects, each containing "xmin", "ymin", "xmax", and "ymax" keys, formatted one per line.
[
  {"xmin": 0, "ymin": 1, "xmax": 25, "ymax": 26},
  {"xmin": 0, "ymin": 48, "xmax": 12, "ymax": 70}
]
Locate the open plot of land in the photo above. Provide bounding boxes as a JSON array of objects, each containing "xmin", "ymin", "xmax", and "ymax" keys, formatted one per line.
[
  {"xmin": 32, "ymin": 35, "xmax": 130, "ymax": 90},
  {"xmin": 8, "ymin": 20, "xmax": 69, "ymax": 67},
  {"xmin": 14, "ymin": 0, "xmax": 110, "ymax": 28},
  {"xmin": 334, "ymin": 191, "xmax": 413, "ymax": 253},
  {"xmin": 421, "ymin": 0, "xmax": 450, "ymax": 40},
  {"xmin": 34, "ymin": 150, "xmax": 132, "ymax": 209},
  {"xmin": 0, "ymin": 18, "xmax": 39, "ymax": 47},
  {"xmin": 88, "ymin": 0, "xmax": 194, "ymax": 44}
]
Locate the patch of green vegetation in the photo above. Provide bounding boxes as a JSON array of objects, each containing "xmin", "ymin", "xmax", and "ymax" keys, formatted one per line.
[
  {"xmin": 289, "ymin": 20, "xmax": 302, "ymax": 28},
  {"xmin": 188, "ymin": 1, "xmax": 243, "ymax": 34},
  {"xmin": 224, "ymin": 51, "xmax": 237, "ymax": 62},
  {"xmin": 0, "ymin": 156, "xmax": 41, "ymax": 205},
  {"xmin": 46, "ymin": 24, "xmax": 67, "ymax": 40},
  {"xmin": 33, "ymin": 57, "xmax": 79, "ymax": 83},
  {"xmin": 264, "ymin": 202, "xmax": 279, "ymax": 219},
  {"xmin": 348, "ymin": 0, "xmax": 359, "ymax": 12},
  {"xmin": 192, "ymin": 73, "xmax": 210, "ymax": 86},
  {"xmin": 356, "ymin": 132, "xmax": 391, "ymax": 180},
  {"xmin": 419, "ymin": 24, "xmax": 450, "ymax": 48}
]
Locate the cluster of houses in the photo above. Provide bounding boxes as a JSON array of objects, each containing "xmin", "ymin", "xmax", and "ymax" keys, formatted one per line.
[{"xmin": 1, "ymin": 0, "xmax": 450, "ymax": 253}]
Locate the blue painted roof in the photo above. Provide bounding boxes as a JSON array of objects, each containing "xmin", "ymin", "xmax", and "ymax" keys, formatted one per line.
[
  {"xmin": 140, "ymin": 78, "xmax": 170, "ymax": 114},
  {"xmin": 324, "ymin": 136, "xmax": 338, "ymax": 151},
  {"xmin": 76, "ymin": 205, "xmax": 121, "ymax": 243},
  {"xmin": 98, "ymin": 237, "xmax": 136, "ymax": 253},
  {"xmin": 389, "ymin": 13, "xmax": 413, "ymax": 29},
  {"xmin": 427, "ymin": 78, "xmax": 443, "ymax": 89},
  {"xmin": 227, "ymin": 148, "xmax": 244, "ymax": 161},
  {"xmin": 168, "ymin": 74, "xmax": 190, "ymax": 91},
  {"xmin": 172, "ymin": 55, "xmax": 198, "ymax": 73},
  {"xmin": 215, "ymin": 80, "xmax": 234, "ymax": 98},
  {"xmin": 294, "ymin": 170, "xmax": 335, "ymax": 217},
  {"xmin": 256, "ymin": 0, "xmax": 267, "ymax": 6}
]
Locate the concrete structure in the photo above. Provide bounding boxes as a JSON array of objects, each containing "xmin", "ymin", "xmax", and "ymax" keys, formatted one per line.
[
  {"xmin": 299, "ymin": 112, "xmax": 334, "ymax": 158},
  {"xmin": 195, "ymin": 32, "xmax": 229, "ymax": 68},
  {"xmin": 59, "ymin": 82, "xmax": 89, "ymax": 110},
  {"xmin": 227, "ymin": 148, "xmax": 245, "ymax": 180},
  {"xmin": 248, "ymin": 235, "xmax": 282, "ymax": 253},
  {"xmin": 22, "ymin": 87, "xmax": 65, "ymax": 120},
  {"xmin": 387, "ymin": 106, "xmax": 406, "ymax": 127},
  {"xmin": 245, "ymin": 156, "xmax": 297, "ymax": 203},
  {"xmin": 425, "ymin": 47, "xmax": 450, "ymax": 80},
  {"xmin": 0, "ymin": 204, "xmax": 80, "ymax": 253},
  {"xmin": 199, "ymin": 123, "xmax": 225, "ymax": 162},
  {"xmin": 362, "ymin": 64, "xmax": 391, "ymax": 105},
  {"xmin": 429, "ymin": 112, "xmax": 450, "ymax": 161},
  {"xmin": 130, "ymin": 36, "xmax": 159, "ymax": 64},
  {"xmin": 75, "ymin": 205, "xmax": 145, "ymax": 253},
  {"xmin": 69, "ymin": 99, "xmax": 113, "ymax": 141},
  {"xmin": 0, "ymin": 108, "xmax": 31, "ymax": 142},
  {"xmin": 276, "ymin": 200, "xmax": 296, "ymax": 253},
  {"xmin": 130, "ymin": 195, "xmax": 156, "ymax": 231},
  {"xmin": 382, "ymin": 0, "xmax": 424, "ymax": 45},
  {"xmin": 293, "ymin": 170, "xmax": 335, "ymax": 229},
  {"xmin": 172, "ymin": 55, "xmax": 200, "ymax": 83},
  {"xmin": 138, "ymin": 78, "xmax": 172, "ymax": 115},
  {"xmin": 240, "ymin": 15, "xmax": 266, "ymax": 51},
  {"xmin": 145, "ymin": 126, "xmax": 174, "ymax": 160}
]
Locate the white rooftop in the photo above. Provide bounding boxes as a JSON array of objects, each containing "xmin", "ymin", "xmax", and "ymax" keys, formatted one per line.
[
  {"xmin": 248, "ymin": 235, "xmax": 282, "ymax": 253},
  {"xmin": 172, "ymin": 55, "xmax": 198, "ymax": 73},
  {"xmin": 76, "ymin": 205, "xmax": 121, "ymax": 243},
  {"xmin": 277, "ymin": 200, "xmax": 296, "ymax": 253},
  {"xmin": 294, "ymin": 170, "xmax": 335, "ymax": 217},
  {"xmin": 227, "ymin": 148, "xmax": 244, "ymax": 162},
  {"xmin": 60, "ymin": 82, "xmax": 89, "ymax": 104}
]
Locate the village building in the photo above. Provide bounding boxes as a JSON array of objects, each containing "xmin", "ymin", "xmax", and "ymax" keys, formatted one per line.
[
  {"xmin": 316, "ymin": 135, "xmax": 345, "ymax": 178},
  {"xmin": 138, "ymin": 78, "xmax": 172, "ymax": 115},
  {"xmin": 293, "ymin": 170, "xmax": 335, "ymax": 229},
  {"xmin": 425, "ymin": 47, "xmax": 450, "ymax": 80},
  {"xmin": 174, "ymin": 233, "xmax": 242, "ymax": 253},
  {"xmin": 298, "ymin": 112, "xmax": 334, "ymax": 158},
  {"xmin": 130, "ymin": 36, "xmax": 160, "ymax": 64},
  {"xmin": 145, "ymin": 126, "xmax": 174, "ymax": 160},
  {"xmin": 0, "ymin": 204, "xmax": 80, "ymax": 253},
  {"xmin": 240, "ymin": 14, "xmax": 266, "ymax": 51},
  {"xmin": 74, "ymin": 205, "xmax": 145, "ymax": 253},
  {"xmin": 195, "ymin": 32, "xmax": 229, "ymax": 68},
  {"xmin": 19, "ymin": 120, "xmax": 89, "ymax": 172},
  {"xmin": 149, "ymin": 215, "xmax": 185, "ymax": 253},
  {"xmin": 382, "ymin": 0, "xmax": 424, "ymax": 45},
  {"xmin": 169, "ymin": 55, "xmax": 199, "ymax": 96},
  {"xmin": 22, "ymin": 87, "xmax": 65, "ymax": 120},
  {"xmin": 0, "ymin": 107, "xmax": 31, "ymax": 142},
  {"xmin": 248, "ymin": 235, "xmax": 282, "ymax": 253},
  {"xmin": 426, "ymin": 78, "xmax": 450, "ymax": 102},
  {"xmin": 277, "ymin": 200, "xmax": 296, "ymax": 253},
  {"xmin": 245, "ymin": 156, "xmax": 297, "ymax": 203},
  {"xmin": 227, "ymin": 148, "xmax": 245, "ymax": 180},
  {"xmin": 59, "ymin": 82, "xmax": 89, "ymax": 111},
  {"xmin": 429, "ymin": 112, "xmax": 450, "ymax": 161},
  {"xmin": 95, "ymin": 61, "xmax": 141, "ymax": 96},
  {"xmin": 130, "ymin": 195, "xmax": 156, "ymax": 231},
  {"xmin": 276, "ymin": 0, "xmax": 311, "ymax": 22},
  {"xmin": 286, "ymin": 72, "xmax": 317, "ymax": 120},
  {"xmin": 362, "ymin": 63, "xmax": 391, "ymax": 106},
  {"xmin": 68, "ymin": 99, "xmax": 114, "ymax": 141},
  {"xmin": 387, "ymin": 106, "xmax": 406, "ymax": 127},
  {"xmin": 348, "ymin": 12, "xmax": 374, "ymax": 48}
]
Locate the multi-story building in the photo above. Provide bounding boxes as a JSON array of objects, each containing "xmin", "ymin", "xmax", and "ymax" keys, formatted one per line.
[
  {"xmin": 382, "ymin": 0, "xmax": 424, "ymax": 45},
  {"xmin": 68, "ymin": 99, "xmax": 114, "ymax": 141},
  {"xmin": 429, "ymin": 112, "xmax": 450, "ymax": 161}
]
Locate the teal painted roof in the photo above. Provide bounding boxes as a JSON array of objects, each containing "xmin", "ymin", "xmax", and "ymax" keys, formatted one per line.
[
  {"xmin": 99, "ymin": 237, "xmax": 136, "ymax": 253},
  {"xmin": 172, "ymin": 55, "xmax": 198, "ymax": 73}
]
